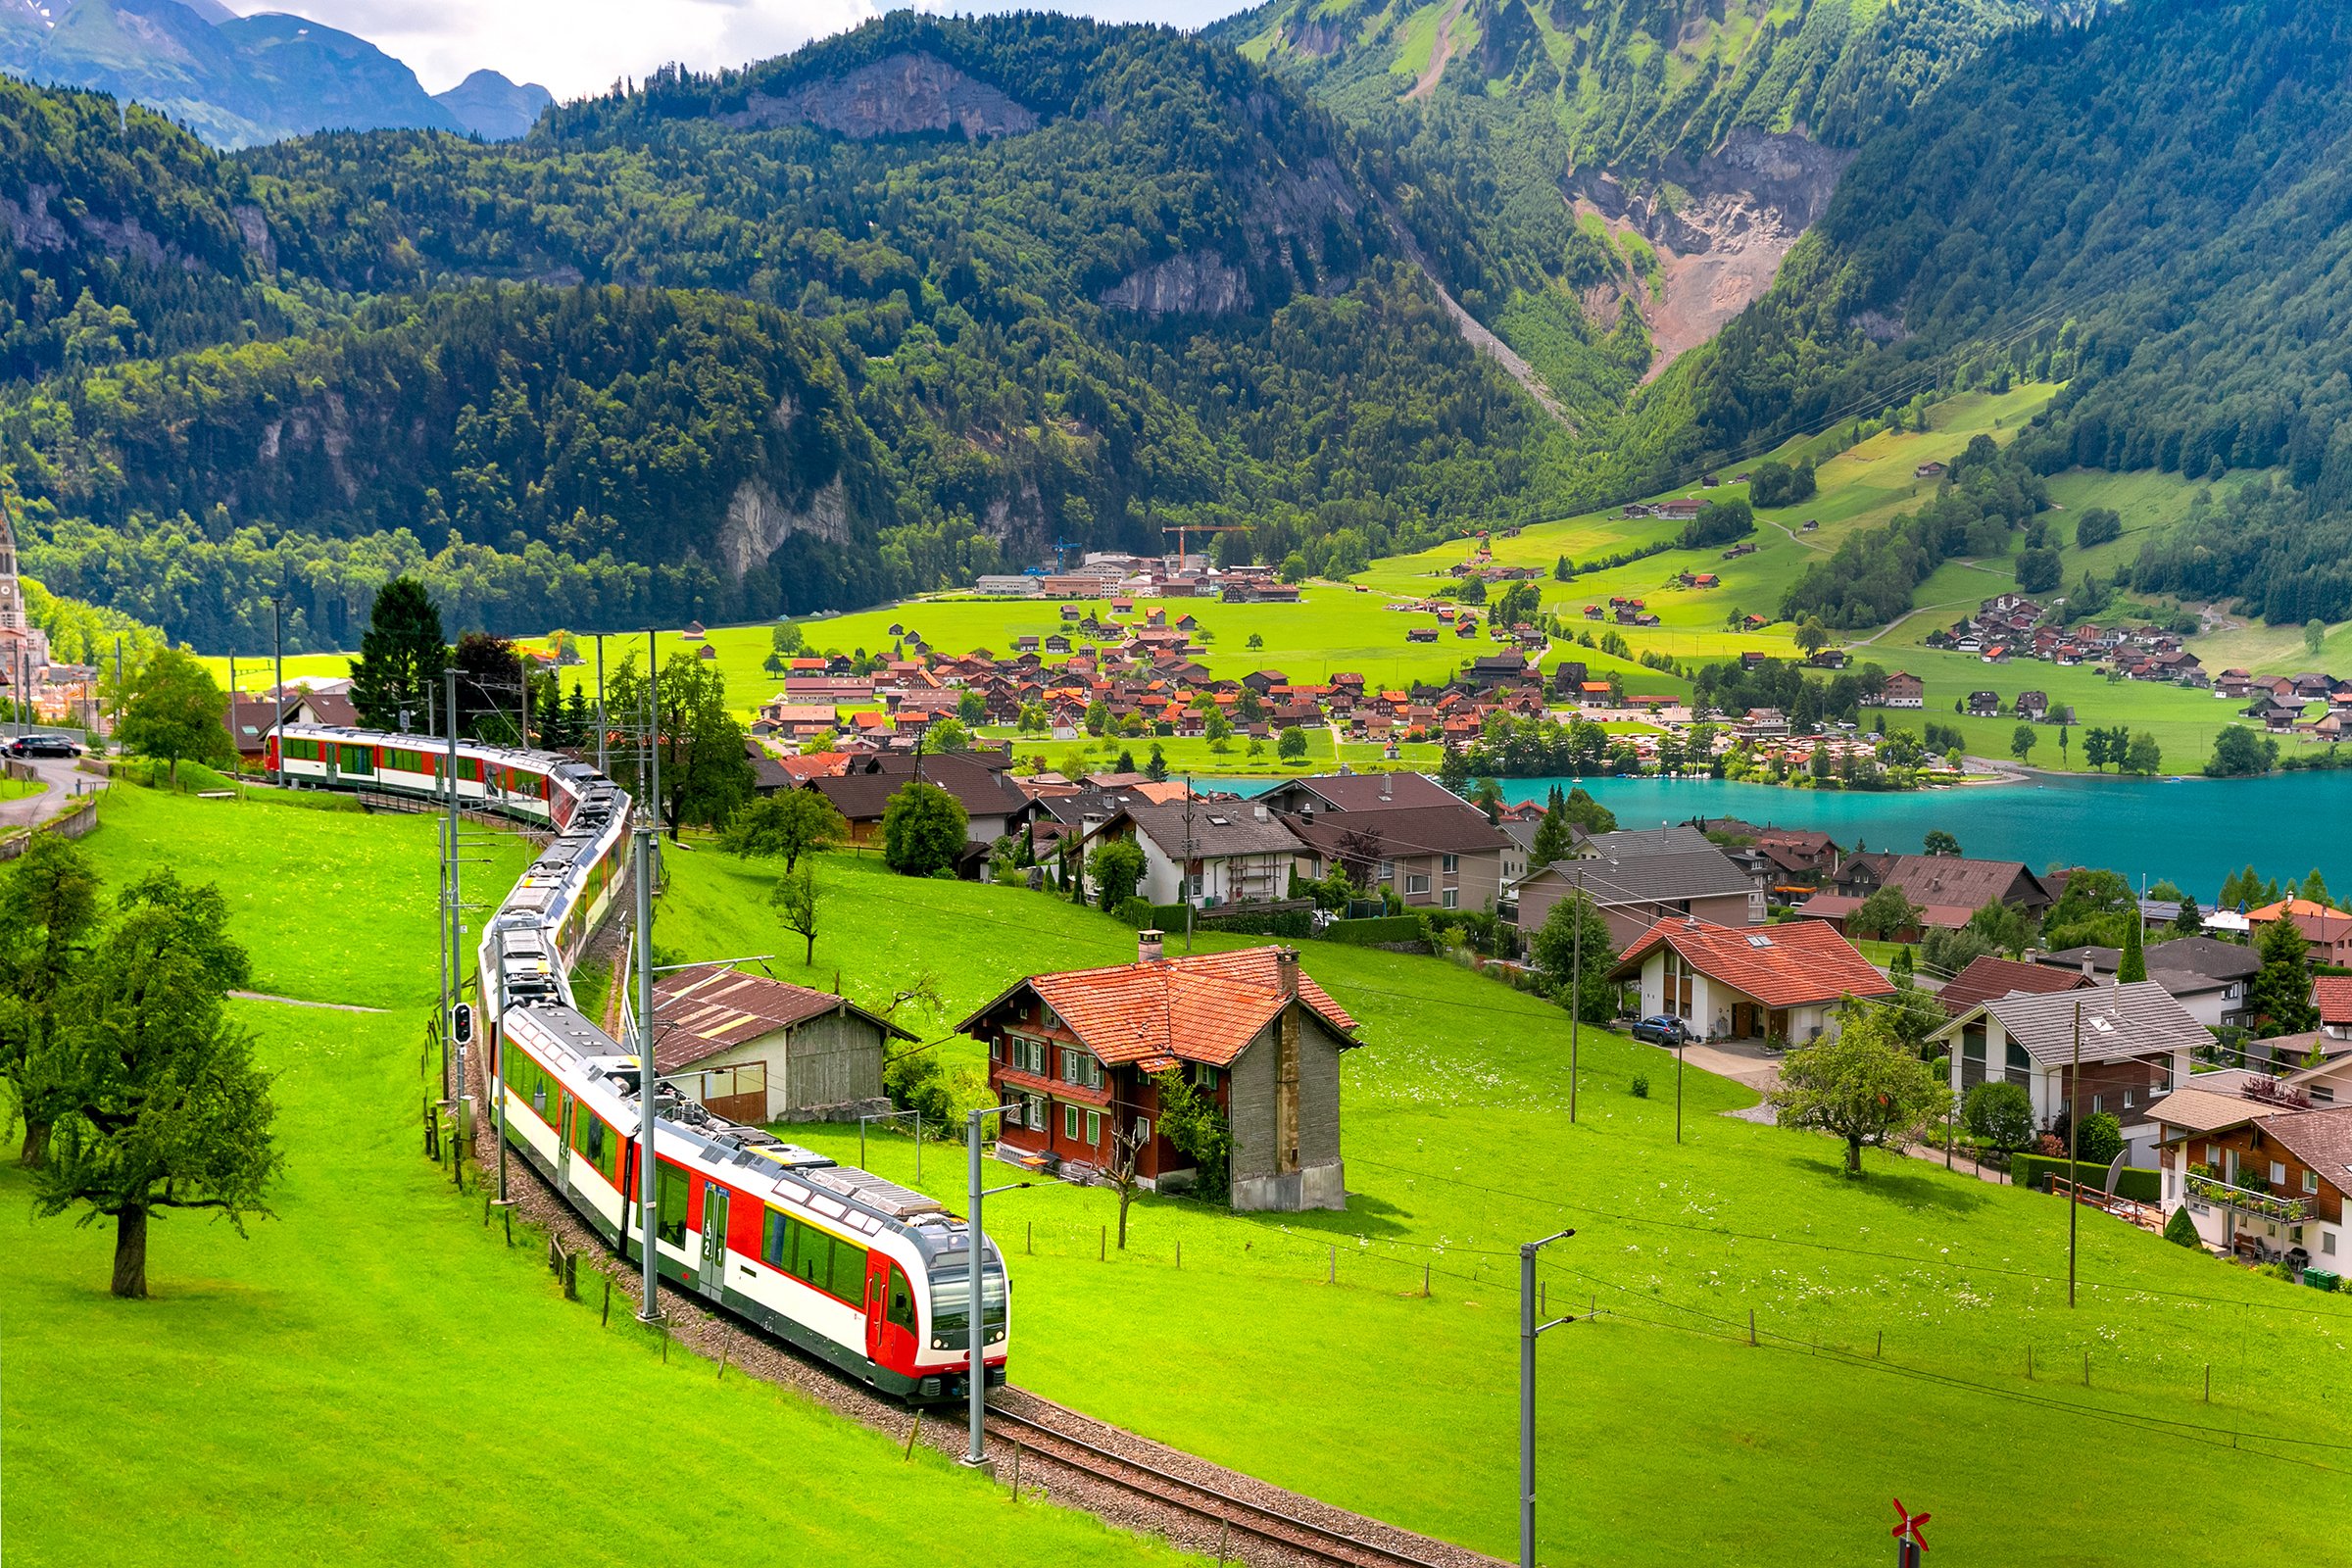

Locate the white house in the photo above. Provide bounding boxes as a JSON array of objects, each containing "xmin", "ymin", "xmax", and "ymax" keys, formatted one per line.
[
  {"xmin": 1609, "ymin": 916, "xmax": 1892, "ymax": 1045},
  {"xmin": 1087, "ymin": 800, "xmax": 1304, "ymax": 909},
  {"xmin": 1931, "ymin": 982, "xmax": 2209, "ymax": 1165}
]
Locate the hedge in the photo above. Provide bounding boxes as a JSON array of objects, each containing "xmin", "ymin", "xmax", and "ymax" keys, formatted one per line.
[
  {"xmin": 1200, "ymin": 909, "xmax": 1314, "ymax": 939},
  {"xmin": 2012, "ymin": 1154, "xmax": 2160, "ymax": 1203},
  {"xmin": 1322, "ymin": 914, "xmax": 1431, "ymax": 947}
]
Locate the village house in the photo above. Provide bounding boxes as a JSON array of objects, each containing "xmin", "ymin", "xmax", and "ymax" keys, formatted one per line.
[
  {"xmin": 961, "ymin": 938, "xmax": 1358, "ymax": 1211},
  {"xmin": 2034, "ymin": 936, "xmax": 2260, "ymax": 1031},
  {"xmin": 651, "ymin": 965, "xmax": 911, "ymax": 1123},
  {"xmin": 1935, "ymin": 954, "xmax": 2095, "ymax": 1017},
  {"xmin": 1511, "ymin": 838, "xmax": 1761, "ymax": 943},
  {"xmin": 1932, "ymin": 982, "xmax": 2208, "ymax": 1164},
  {"xmin": 1612, "ymin": 915, "xmax": 1891, "ymax": 1045},
  {"xmin": 2249, "ymin": 897, "xmax": 2352, "ymax": 965},
  {"xmin": 1282, "ymin": 802, "xmax": 1513, "ymax": 912},
  {"xmin": 1082, "ymin": 799, "xmax": 1303, "ymax": 909},
  {"xmin": 2149, "ymin": 1077, "xmax": 2352, "ymax": 1267},
  {"xmin": 804, "ymin": 753, "xmax": 1038, "ymax": 862}
]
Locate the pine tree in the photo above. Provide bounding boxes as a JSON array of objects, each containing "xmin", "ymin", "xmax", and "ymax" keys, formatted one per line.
[
  {"xmin": 2118, "ymin": 913, "xmax": 2146, "ymax": 982},
  {"xmin": 348, "ymin": 577, "xmax": 448, "ymax": 732}
]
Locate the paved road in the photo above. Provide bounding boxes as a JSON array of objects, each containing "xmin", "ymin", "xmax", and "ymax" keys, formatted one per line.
[{"xmin": 0, "ymin": 752, "xmax": 89, "ymax": 832}]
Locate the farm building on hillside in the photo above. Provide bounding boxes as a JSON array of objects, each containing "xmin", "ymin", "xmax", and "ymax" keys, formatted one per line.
[
  {"xmin": 961, "ymin": 937, "xmax": 1359, "ymax": 1212},
  {"xmin": 651, "ymin": 965, "xmax": 913, "ymax": 1123}
]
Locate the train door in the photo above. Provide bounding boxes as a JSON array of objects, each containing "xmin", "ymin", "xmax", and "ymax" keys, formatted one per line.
[
  {"xmin": 556, "ymin": 1092, "xmax": 574, "ymax": 1188},
  {"xmin": 698, "ymin": 1183, "xmax": 730, "ymax": 1299},
  {"xmin": 867, "ymin": 1258, "xmax": 918, "ymax": 1375}
]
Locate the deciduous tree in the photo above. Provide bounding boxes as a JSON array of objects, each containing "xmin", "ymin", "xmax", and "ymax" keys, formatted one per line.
[
  {"xmin": 0, "ymin": 834, "xmax": 102, "ymax": 1166},
  {"xmin": 881, "ymin": 781, "xmax": 967, "ymax": 877},
  {"xmin": 772, "ymin": 862, "xmax": 822, "ymax": 964},
  {"xmin": 1529, "ymin": 890, "xmax": 1617, "ymax": 1023},
  {"xmin": 120, "ymin": 649, "xmax": 234, "ymax": 782},
  {"xmin": 719, "ymin": 790, "xmax": 846, "ymax": 871},
  {"xmin": 31, "ymin": 892, "xmax": 278, "ymax": 1298},
  {"xmin": 1771, "ymin": 1011, "xmax": 1951, "ymax": 1177}
]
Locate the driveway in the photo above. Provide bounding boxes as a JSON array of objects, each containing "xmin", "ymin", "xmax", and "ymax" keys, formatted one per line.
[
  {"xmin": 1679, "ymin": 1035, "xmax": 1784, "ymax": 1094},
  {"xmin": 0, "ymin": 752, "xmax": 92, "ymax": 831}
]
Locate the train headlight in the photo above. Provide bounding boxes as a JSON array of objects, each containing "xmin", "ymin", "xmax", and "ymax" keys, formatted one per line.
[{"xmin": 931, "ymin": 1338, "xmax": 946, "ymax": 1349}]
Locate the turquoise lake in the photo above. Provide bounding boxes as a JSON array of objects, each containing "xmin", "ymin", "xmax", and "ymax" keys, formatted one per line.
[{"xmin": 1204, "ymin": 771, "xmax": 2352, "ymax": 899}]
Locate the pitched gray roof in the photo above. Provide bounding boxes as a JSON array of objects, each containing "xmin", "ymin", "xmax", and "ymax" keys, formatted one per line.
[
  {"xmin": 1580, "ymin": 824, "xmax": 1718, "ymax": 858},
  {"xmin": 1940, "ymin": 981, "xmax": 2210, "ymax": 1067},
  {"xmin": 1114, "ymin": 801, "xmax": 1303, "ymax": 859},
  {"xmin": 1530, "ymin": 848, "xmax": 1753, "ymax": 907},
  {"xmin": 2037, "ymin": 935, "xmax": 2260, "ymax": 996}
]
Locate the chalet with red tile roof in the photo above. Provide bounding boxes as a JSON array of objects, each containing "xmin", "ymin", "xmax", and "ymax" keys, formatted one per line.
[
  {"xmin": 961, "ymin": 937, "xmax": 1359, "ymax": 1211},
  {"xmin": 1612, "ymin": 916, "xmax": 1892, "ymax": 1044}
]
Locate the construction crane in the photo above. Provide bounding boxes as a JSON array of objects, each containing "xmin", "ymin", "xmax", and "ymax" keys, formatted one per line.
[{"xmin": 1159, "ymin": 521, "xmax": 1250, "ymax": 568}]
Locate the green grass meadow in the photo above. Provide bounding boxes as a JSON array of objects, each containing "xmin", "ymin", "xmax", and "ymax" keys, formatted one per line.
[
  {"xmin": 658, "ymin": 842, "xmax": 2352, "ymax": 1567},
  {"xmin": 0, "ymin": 786, "xmax": 1185, "ymax": 1568}
]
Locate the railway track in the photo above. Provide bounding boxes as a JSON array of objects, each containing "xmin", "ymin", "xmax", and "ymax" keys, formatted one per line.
[{"xmin": 985, "ymin": 1404, "xmax": 1466, "ymax": 1568}]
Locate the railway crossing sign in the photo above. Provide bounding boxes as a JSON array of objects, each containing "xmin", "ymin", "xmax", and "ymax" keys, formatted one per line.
[{"xmin": 1890, "ymin": 1498, "xmax": 1931, "ymax": 1566}]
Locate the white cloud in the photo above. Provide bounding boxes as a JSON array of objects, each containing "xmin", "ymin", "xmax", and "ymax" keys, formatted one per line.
[{"xmin": 221, "ymin": 1, "xmax": 1257, "ymax": 98}]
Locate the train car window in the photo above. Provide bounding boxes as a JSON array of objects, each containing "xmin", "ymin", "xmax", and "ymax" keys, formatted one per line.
[
  {"xmin": 655, "ymin": 1164, "xmax": 690, "ymax": 1248},
  {"xmin": 761, "ymin": 1209, "xmax": 790, "ymax": 1270},
  {"xmin": 830, "ymin": 1238, "xmax": 868, "ymax": 1301},
  {"xmin": 886, "ymin": 1267, "xmax": 917, "ymax": 1330},
  {"xmin": 794, "ymin": 1224, "xmax": 831, "ymax": 1290}
]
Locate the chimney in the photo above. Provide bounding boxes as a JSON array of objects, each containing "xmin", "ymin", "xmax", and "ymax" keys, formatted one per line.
[
  {"xmin": 1380, "ymin": 774, "xmax": 1394, "ymax": 802},
  {"xmin": 1139, "ymin": 928, "xmax": 1164, "ymax": 964},
  {"xmin": 1274, "ymin": 945, "xmax": 1300, "ymax": 999},
  {"xmin": 1300, "ymin": 802, "xmax": 1315, "ymax": 823},
  {"xmin": 2081, "ymin": 953, "xmax": 2095, "ymax": 979},
  {"xmin": 1254, "ymin": 803, "xmax": 1269, "ymax": 822}
]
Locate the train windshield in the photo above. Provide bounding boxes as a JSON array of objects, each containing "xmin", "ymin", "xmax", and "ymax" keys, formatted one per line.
[{"xmin": 926, "ymin": 1253, "xmax": 1008, "ymax": 1339}]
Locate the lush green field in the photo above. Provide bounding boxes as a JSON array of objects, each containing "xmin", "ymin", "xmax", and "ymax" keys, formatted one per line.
[
  {"xmin": 660, "ymin": 842, "xmax": 2352, "ymax": 1567},
  {"xmin": 0, "ymin": 789, "xmax": 1185, "ymax": 1568}
]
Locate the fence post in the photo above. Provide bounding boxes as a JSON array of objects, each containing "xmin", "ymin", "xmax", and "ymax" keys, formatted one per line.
[
  {"xmin": 1423, "ymin": 1260, "xmax": 1431, "ymax": 1298},
  {"xmin": 1100, "ymin": 1225, "xmax": 1106, "ymax": 1261},
  {"xmin": 1747, "ymin": 1308, "xmax": 1755, "ymax": 1347},
  {"xmin": 1328, "ymin": 1245, "xmax": 1336, "ymax": 1284},
  {"xmin": 2204, "ymin": 1364, "xmax": 2211, "ymax": 1403},
  {"xmin": 1026, "ymin": 1219, "xmax": 1033, "ymax": 1255},
  {"xmin": 1175, "ymin": 1240, "xmax": 1181, "ymax": 1270}
]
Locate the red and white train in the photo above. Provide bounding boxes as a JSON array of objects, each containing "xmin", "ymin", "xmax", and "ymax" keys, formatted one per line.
[{"xmin": 270, "ymin": 723, "xmax": 1008, "ymax": 1402}]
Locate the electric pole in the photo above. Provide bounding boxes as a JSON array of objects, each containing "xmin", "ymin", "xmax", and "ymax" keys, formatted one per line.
[
  {"xmin": 634, "ymin": 813, "xmax": 662, "ymax": 1325},
  {"xmin": 964, "ymin": 1102, "xmax": 1025, "ymax": 1467},
  {"xmin": 1519, "ymin": 1228, "xmax": 1576, "ymax": 1568},
  {"xmin": 594, "ymin": 633, "xmax": 608, "ymax": 775},
  {"xmin": 1569, "ymin": 867, "xmax": 1583, "ymax": 1123},
  {"xmin": 2068, "ymin": 997, "xmax": 2082, "ymax": 1308},
  {"xmin": 271, "ymin": 591, "xmax": 286, "ymax": 788}
]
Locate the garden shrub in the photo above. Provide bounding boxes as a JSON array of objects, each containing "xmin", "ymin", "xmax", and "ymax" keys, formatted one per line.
[
  {"xmin": 2163, "ymin": 1206, "xmax": 2202, "ymax": 1248},
  {"xmin": 1630, "ymin": 1074, "xmax": 1650, "ymax": 1099}
]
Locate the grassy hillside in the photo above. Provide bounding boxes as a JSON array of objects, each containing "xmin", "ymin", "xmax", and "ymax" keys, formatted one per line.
[
  {"xmin": 655, "ymin": 834, "xmax": 2352, "ymax": 1567},
  {"xmin": 0, "ymin": 785, "xmax": 1183, "ymax": 1568}
]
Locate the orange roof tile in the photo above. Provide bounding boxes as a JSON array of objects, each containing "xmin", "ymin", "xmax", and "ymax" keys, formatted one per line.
[
  {"xmin": 962, "ymin": 948, "xmax": 1357, "ymax": 1068},
  {"xmin": 1611, "ymin": 917, "xmax": 1892, "ymax": 1008}
]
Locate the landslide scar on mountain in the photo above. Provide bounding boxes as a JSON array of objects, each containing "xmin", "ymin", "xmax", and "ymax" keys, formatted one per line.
[
  {"xmin": 727, "ymin": 52, "xmax": 1039, "ymax": 140},
  {"xmin": 1572, "ymin": 130, "xmax": 1854, "ymax": 380}
]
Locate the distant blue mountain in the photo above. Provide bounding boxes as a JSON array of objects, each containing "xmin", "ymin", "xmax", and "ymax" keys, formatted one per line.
[
  {"xmin": 433, "ymin": 67, "xmax": 552, "ymax": 141},
  {"xmin": 0, "ymin": 0, "xmax": 536, "ymax": 146}
]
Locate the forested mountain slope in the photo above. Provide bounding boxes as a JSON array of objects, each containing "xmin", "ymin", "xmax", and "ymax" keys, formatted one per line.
[
  {"xmin": 0, "ymin": 13, "xmax": 1568, "ymax": 647},
  {"xmin": 1211, "ymin": 0, "xmax": 2054, "ymax": 400},
  {"xmin": 1657, "ymin": 0, "xmax": 2352, "ymax": 622}
]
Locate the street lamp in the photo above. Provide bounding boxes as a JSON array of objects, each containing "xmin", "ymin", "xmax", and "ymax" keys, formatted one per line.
[
  {"xmin": 1519, "ymin": 1227, "xmax": 1577, "ymax": 1568},
  {"xmin": 962, "ymin": 1102, "xmax": 1029, "ymax": 1468}
]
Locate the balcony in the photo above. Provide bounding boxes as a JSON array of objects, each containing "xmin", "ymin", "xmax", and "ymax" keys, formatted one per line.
[{"xmin": 2184, "ymin": 1170, "xmax": 2314, "ymax": 1224}]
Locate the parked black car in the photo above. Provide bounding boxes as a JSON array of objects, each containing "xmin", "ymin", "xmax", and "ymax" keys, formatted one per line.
[
  {"xmin": 1629, "ymin": 1014, "xmax": 1692, "ymax": 1047},
  {"xmin": 4, "ymin": 735, "xmax": 79, "ymax": 759}
]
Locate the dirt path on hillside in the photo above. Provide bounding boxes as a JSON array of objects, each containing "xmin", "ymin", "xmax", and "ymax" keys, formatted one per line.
[
  {"xmin": 1407, "ymin": 0, "xmax": 1468, "ymax": 100},
  {"xmin": 1376, "ymin": 197, "xmax": 1573, "ymax": 429}
]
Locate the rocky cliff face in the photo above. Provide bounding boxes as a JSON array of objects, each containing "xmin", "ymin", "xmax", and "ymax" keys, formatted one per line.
[
  {"xmin": 718, "ymin": 476, "xmax": 851, "ymax": 577},
  {"xmin": 730, "ymin": 52, "xmax": 1039, "ymax": 140},
  {"xmin": 1100, "ymin": 252, "xmax": 1251, "ymax": 316},
  {"xmin": 1573, "ymin": 129, "xmax": 1854, "ymax": 378},
  {"xmin": 1099, "ymin": 155, "xmax": 1361, "ymax": 318}
]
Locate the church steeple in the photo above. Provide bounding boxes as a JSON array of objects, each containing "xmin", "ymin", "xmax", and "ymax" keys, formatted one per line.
[{"xmin": 0, "ymin": 495, "xmax": 24, "ymax": 634}]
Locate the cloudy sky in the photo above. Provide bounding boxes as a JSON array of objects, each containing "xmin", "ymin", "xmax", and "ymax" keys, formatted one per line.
[{"xmin": 220, "ymin": 2, "xmax": 1259, "ymax": 98}]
